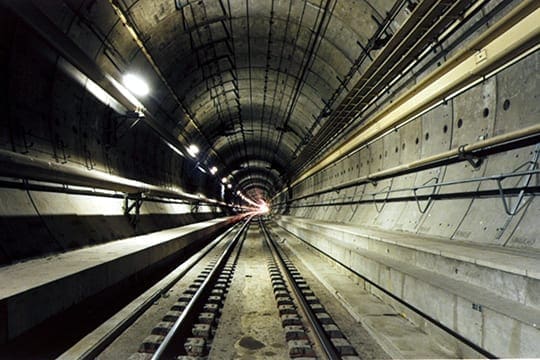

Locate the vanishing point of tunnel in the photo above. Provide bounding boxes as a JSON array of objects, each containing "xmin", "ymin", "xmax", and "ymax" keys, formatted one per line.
[{"xmin": 0, "ymin": 0, "xmax": 538, "ymax": 359}]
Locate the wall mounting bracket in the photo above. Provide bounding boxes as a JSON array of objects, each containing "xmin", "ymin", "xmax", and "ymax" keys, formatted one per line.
[
  {"xmin": 458, "ymin": 145, "xmax": 483, "ymax": 168},
  {"xmin": 124, "ymin": 192, "xmax": 144, "ymax": 229},
  {"xmin": 497, "ymin": 143, "xmax": 539, "ymax": 216},
  {"xmin": 413, "ymin": 176, "xmax": 439, "ymax": 214}
]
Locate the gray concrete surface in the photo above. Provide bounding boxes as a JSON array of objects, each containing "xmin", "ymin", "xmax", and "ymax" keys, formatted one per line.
[
  {"xmin": 0, "ymin": 217, "xmax": 233, "ymax": 343},
  {"xmin": 274, "ymin": 217, "xmax": 540, "ymax": 358},
  {"xmin": 209, "ymin": 225, "xmax": 289, "ymax": 359},
  {"xmin": 0, "ymin": 0, "xmax": 538, "ymax": 357},
  {"xmin": 0, "ymin": 188, "xmax": 219, "ymax": 264},
  {"xmin": 270, "ymin": 224, "xmax": 467, "ymax": 359}
]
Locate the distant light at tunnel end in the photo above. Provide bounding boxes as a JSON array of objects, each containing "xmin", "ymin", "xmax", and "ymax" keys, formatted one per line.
[
  {"xmin": 123, "ymin": 73, "xmax": 149, "ymax": 96},
  {"xmin": 257, "ymin": 201, "xmax": 270, "ymax": 214}
]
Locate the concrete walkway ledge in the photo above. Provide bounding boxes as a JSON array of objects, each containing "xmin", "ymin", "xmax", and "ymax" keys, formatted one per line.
[
  {"xmin": 276, "ymin": 216, "xmax": 540, "ymax": 358},
  {"xmin": 0, "ymin": 217, "xmax": 235, "ymax": 343}
]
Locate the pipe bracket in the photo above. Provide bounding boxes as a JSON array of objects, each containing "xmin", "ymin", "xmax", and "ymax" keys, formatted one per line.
[{"xmin": 458, "ymin": 145, "xmax": 483, "ymax": 168}]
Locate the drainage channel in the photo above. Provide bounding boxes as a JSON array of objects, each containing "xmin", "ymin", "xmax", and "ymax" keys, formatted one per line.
[{"xmin": 260, "ymin": 218, "xmax": 360, "ymax": 359}]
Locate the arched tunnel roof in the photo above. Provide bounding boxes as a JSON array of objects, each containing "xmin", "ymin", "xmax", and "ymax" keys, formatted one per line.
[{"xmin": 46, "ymin": 0, "xmax": 406, "ymax": 203}]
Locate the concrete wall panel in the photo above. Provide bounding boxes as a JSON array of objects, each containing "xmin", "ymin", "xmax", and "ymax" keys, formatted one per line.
[{"xmin": 505, "ymin": 197, "xmax": 540, "ymax": 249}]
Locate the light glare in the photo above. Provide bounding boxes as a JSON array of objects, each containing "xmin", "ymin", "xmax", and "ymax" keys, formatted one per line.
[
  {"xmin": 221, "ymin": 177, "xmax": 228, "ymax": 184},
  {"xmin": 257, "ymin": 201, "xmax": 270, "ymax": 214},
  {"xmin": 210, "ymin": 166, "xmax": 218, "ymax": 175},
  {"xmin": 123, "ymin": 73, "xmax": 149, "ymax": 96},
  {"xmin": 187, "ymin": 144, "xmax": 199, "ymax": 157}
]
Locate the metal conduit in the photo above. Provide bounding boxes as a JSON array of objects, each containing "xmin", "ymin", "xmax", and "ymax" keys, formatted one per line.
[
  {"xmin": 274, "ymin": 123, "xmax": 540, "ymax": 204},
  {"xmin": 286, "ymin": 0, "xmax": 540, "ymax": 190},
  {"xmin": 0, "ymin": 149, "xmax": 227, "ymax": 207}
]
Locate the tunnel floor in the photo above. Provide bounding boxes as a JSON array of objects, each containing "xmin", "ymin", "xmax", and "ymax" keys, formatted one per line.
[
  {"xmin": 96, "ymin": 222, "xmax": 393, "ymax": 359},
  {"xmin": 13, "ymin": 219, "xmax": 472, "ymax": 359}
]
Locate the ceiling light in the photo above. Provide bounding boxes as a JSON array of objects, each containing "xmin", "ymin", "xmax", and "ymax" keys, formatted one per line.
[
  {"xmin": 196, "ymin": 166, "xmax": 206, "ymax": 173},
  {"xmin": 221, "ymin": 177, "xmax": 228, "ymax": 184},
  {"xmin": 187, "ymin": 144, "xmax": 199, "ymax": 157},
  {"xmin": 210, "ymin": 166, "xmax": 218, "ymax": 175},
  {"xmin": 227, "ymin": 184, "xmax": 232, "ymax": 189},
  {"xmin": 123, "ymin": 73, "xmax": 149, "ymax": 96}
]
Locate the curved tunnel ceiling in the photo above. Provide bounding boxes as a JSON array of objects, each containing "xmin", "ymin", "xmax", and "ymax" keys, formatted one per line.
[{"xmin": 52, "ymin": 0, "xmax": 405, "ymax": 203}]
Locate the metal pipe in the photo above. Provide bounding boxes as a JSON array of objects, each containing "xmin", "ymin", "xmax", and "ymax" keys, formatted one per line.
[
  {"xmin": 276, "ymin": 168, "xmax": 540, "ymax": 207},
  {"xmin": 275, "ymin": 125, "xmax": 540, "ymax": 204},
  {"xmin": 0, "ymin": 149, "xmax": 227, "ymax": 206},
  {"xmin": 288, "ymin": 0, "xmax": 540, "ymax": 190},
  {"xmin": 288, "ymin": 40, "xmax": 538, "ymax": 194},
  {"xmin": 3, "ymin": 1, "xmax": 189, "ymax": 158},
  {"xmin": 284, "ymin": 186, "xmax": 540, "ymax": 209},
  {"xmin": 497, "ymin": 144, "xmax": 540, "ymax": 215},
  {"xmin": 107, "ymin": 0, "xmax": 228, "ymax": 172}
]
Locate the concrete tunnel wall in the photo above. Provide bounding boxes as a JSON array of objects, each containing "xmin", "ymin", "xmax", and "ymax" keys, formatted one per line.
[
  {"xmin": 276, "ymin": 51, "xmax": 539, "ymax": 248},
  {"xmin": 0, "ymin": 0, "xmax": 538, "ymax": 357},
  {"xmin": 0, "ymin": 190, "xmax": 219, "ymax": 264},
  {"xmin": 272, "ymin": 51, "xmax": 540, "ymax": 357},
  {"xmin": 0, "ymin": 7, "xmax": 227, "ymax": 265}
]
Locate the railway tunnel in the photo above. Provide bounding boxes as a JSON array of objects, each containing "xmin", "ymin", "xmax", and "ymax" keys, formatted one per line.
[{"xmin": 0, "ymin": 0, "xmax": 539, "ymax": 358}]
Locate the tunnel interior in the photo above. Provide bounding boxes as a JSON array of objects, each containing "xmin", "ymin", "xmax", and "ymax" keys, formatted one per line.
[{"xmin": 0, "ymin": 0, "xmax": 539, "ymax": 358}]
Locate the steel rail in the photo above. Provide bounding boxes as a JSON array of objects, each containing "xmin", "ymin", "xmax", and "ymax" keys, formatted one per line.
[
  {"xmin": 273, "ymin": 222, "xmax": 498, "ymax": 359},
  {"xmin": 57, "ymin": 223, "xmax": 241, "ymax": 360},
  {"xmin": 151, "ymin": 216, "xmax": 252, "ymax": 359},
  {"xmin": 259, "ymin": 219, "xmax": 340, "ymax": 359}
]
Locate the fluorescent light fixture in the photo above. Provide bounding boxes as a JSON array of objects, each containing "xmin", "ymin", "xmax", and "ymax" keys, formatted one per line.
[
  {"xmin": 123, "ymin": 73, "xmax": 149, "ymax": 96},
  {"xmin": 197, "ymin": 166, "xmax": 207, "ymax": 173},
  {"xmin": 210, "ymin": 166, "xmax": 218, "ymax": 175},
  {"xmin": 166, "ymin": 143, "xmax": 185, "ymax": 157},
  {"xmin": 187, "ymin": 144, "xmax": 199, "ymax": 157},
  {"xmin": 221, "ymin": 177, "xmax": 228, "ymax": 184},
  {"xmin": 227, "ymin": 184, "xmax": 232, "ymax": 189}
]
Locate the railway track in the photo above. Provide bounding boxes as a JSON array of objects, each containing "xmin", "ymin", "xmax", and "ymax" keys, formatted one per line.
[
  {"xmin": 60, "ymin": 217, "xmax": 388, "ymax": 359},
  {"xmin": 144, "ymin": 218, "xmax": 248, "ymax": 359},
  {"xmin": 260, "ymin": 219, "xmax": 360, "ymax": 359}
]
